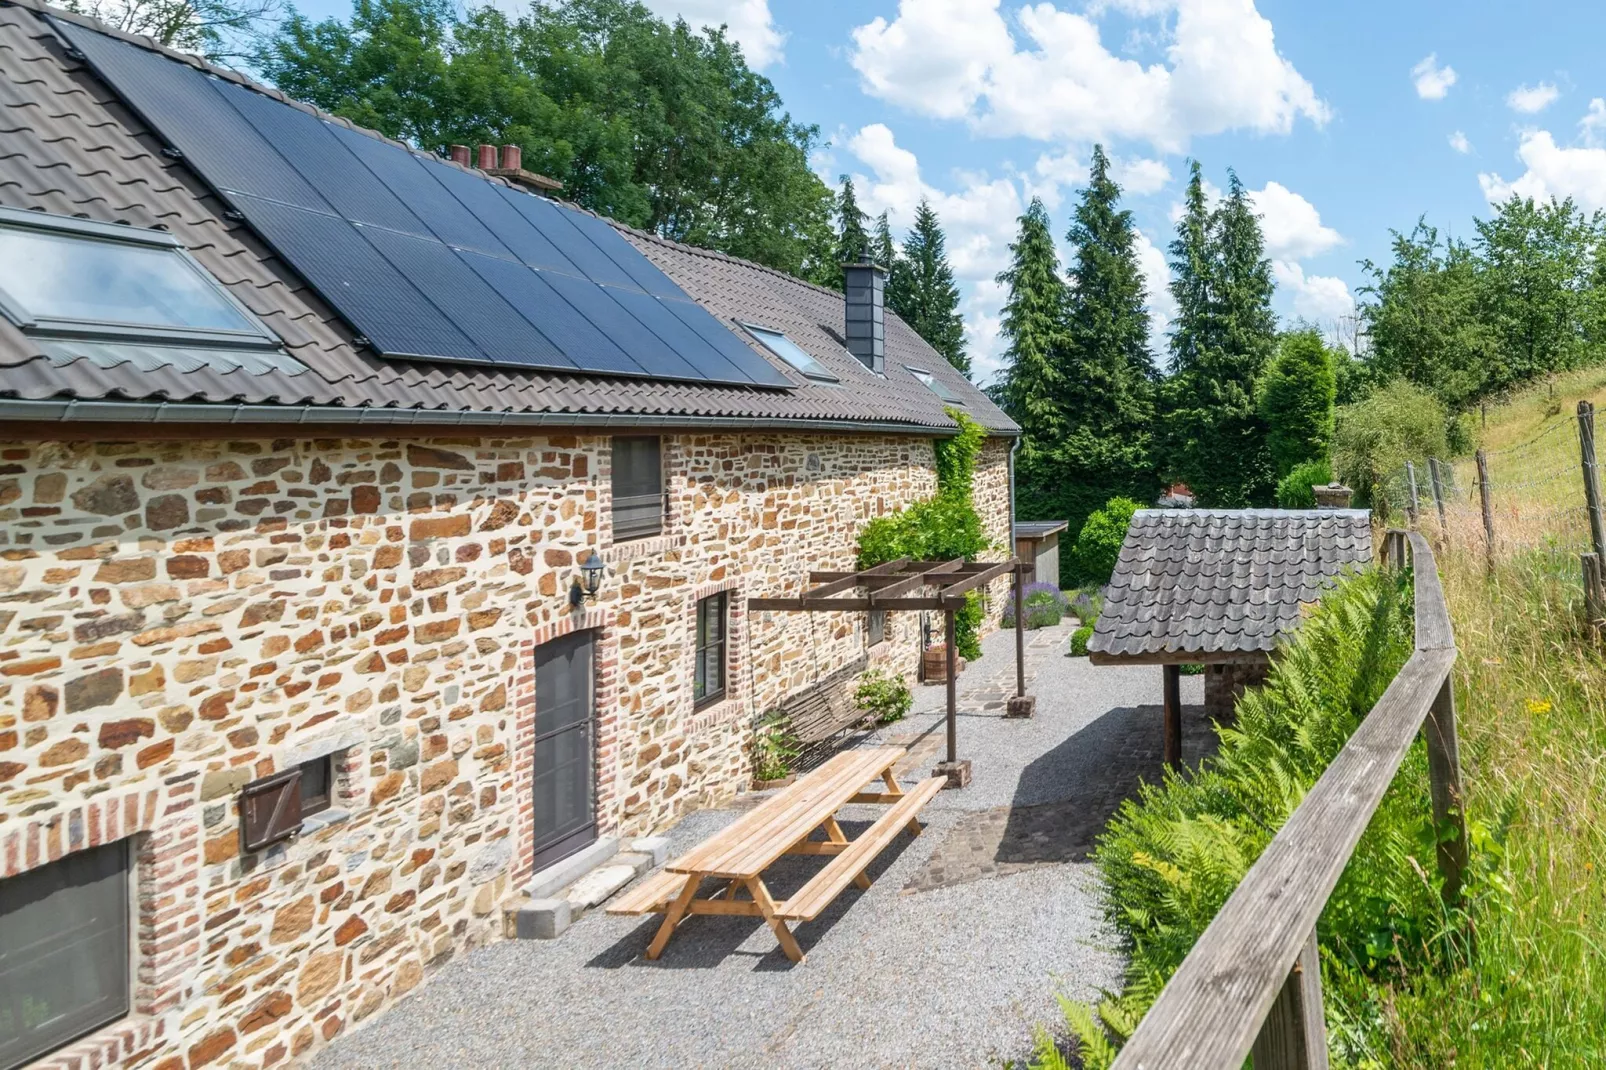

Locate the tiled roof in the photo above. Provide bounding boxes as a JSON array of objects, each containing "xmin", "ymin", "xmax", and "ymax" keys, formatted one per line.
[
  {"xmin": 0, "ymin": 0, "xmax": 1016, "ymax": 436},
  {"xmin": 1089, "ymin": 509, "xmax": 1374, "ymax": 661}
]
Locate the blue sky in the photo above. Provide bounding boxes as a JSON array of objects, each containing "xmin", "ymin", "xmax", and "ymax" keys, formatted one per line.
[{"xmin": 289, "ymin": 0, "xmax": 1606, "ymax": 384}]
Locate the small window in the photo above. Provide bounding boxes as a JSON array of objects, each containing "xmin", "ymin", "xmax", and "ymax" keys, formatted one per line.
[
  {"xmin": 612, "ymin": 436, "xmax": 664, "ymax": 541},
  {"xmin": 298, "ymin": 755, "xmax": 334, "ymax": 817},
  {"xmin": 0, "ymin": 206, "xmax": 280, "ymax": 349},
  {"xmin": 694, "ymin": 592, "xmax": 728, "ymax": 708},
  {"xmin": 744, "ymin": 324, "xmax": 839, "ymax": 382},
  {"xmin": 868, "ymin": 609, "xmax": 887, "ymax": 646},
  {"xmin": 0, "ymin": 841, "xmax": 130, "ymax": 1068},
  {"xmin": 906, "ymin": 365, "xmax": 966, "ymax": 404}
]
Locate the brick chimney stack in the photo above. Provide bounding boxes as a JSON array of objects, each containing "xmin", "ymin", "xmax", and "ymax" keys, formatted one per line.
[
  {"xmin": 449, "ymin": 145, "xmax": 471, "ymax": 167},
  {"xmin": 1313, "ymin": 483, "xmax": 1354, "ymax": 510},
  {"xmin": 476, "ymin": 144, "xmax": 497, "ymax": 170},
  {"xmin": 501, "ymin": 144, "xmax": 522, "ymax": 171}
]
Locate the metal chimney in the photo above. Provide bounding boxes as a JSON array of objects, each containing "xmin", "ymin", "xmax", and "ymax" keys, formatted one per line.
[{"xmin": 843, "ymin": 257, "xmax": 886, "ymax": 375}]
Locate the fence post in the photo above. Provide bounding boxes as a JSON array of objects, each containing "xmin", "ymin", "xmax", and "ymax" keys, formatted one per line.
[
  {"xmin": 1579, "ymin": 401, "xmax": 1606, "ymax": 563},
  {"xmin": 1424, "ymin": 675, "xmax": 1468, "ymax": 909},
  {"xmin": 1583, "ymin": 553, "xmax": 1604, "ymax": 642},
  {"xmin": 1383, "ymin": 529, "xmax": 1406, "ymax": 570},
  {"xmin": 1405, "ymin": 461, "xmax": 1420, "ymax": 527},
  {"xmin": 1249, "ymin": 928, "xmax": 1329, "ymax": 1070},
  {"xmin": 1428, "ymin": 458, "xmax": 1449, "ymax": 539},
  {"xmin": 1475, "ymin": 449, "xmax": 1495, "ymax": 572}
]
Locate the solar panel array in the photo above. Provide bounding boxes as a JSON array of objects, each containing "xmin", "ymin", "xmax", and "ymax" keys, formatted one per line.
[{"xmin": 56, "ymin": 19, "xmax": 791, "ymax": 388}]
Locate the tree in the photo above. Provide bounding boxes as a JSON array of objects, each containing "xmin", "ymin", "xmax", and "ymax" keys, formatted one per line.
[
  {"xmin": 1164, "ymin": 166, "xmax": 1277, "ymax": 507},
  {"xmin": 1258, "ymin": 328, "xmax": 1336, "ymax": 478},
  {"xmin": 259, "ymin": 0, "xmax": 836, "ymax": 280},
  {"xmin": 835, "ymin": 175, "xmax": 871, "ymax": 266},
  {"xmin": 995, "ymin": 198, "xmax": 1068, "ymax": 451},
  {"xmin": 887, "ymin": 200, "xmax": 968, "ymax": 376},
  {"xmin": 872, "ymin": 211, "xmax": 896, "ymax": 271},
  {"xmin": 1053, "ymin": 145, "xmax": 1158, "ymax": 531},
  {"xmin": 67, "ymin": 0, "xmax": 280, "ymax": 58}
]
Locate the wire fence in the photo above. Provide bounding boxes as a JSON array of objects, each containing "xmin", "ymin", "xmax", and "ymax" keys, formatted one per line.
[{"xmin": 1380, "ymin": 401, "xmax": 1606, "ymax": 624}]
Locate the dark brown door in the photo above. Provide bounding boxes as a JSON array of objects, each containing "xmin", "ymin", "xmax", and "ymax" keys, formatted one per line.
[{"xmin": 531, "ymin": 630, "xmax": 598, "ymax": 871}]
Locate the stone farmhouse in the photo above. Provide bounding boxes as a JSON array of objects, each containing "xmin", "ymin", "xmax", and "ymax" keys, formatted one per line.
[{"xmin": 0, "ymin": 4, "xmax": 1018, "ymax": 1068}]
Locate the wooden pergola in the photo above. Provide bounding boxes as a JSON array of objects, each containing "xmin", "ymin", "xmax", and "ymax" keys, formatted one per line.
[{"xmin": 749, "ymin": 557, "xmax": 1037, "ymax": 787}]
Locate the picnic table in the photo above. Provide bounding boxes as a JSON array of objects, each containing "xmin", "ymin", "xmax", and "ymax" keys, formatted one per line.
[{"xmin": 608, "ymin": 746, "xmax": 944, "ymax": 963}]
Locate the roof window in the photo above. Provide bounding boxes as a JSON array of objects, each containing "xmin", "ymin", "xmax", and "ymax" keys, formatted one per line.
[
  {"xmin": 906, "ymin": 365, "xmax": 965, "ymax": 405},
  {"xmin": 0, "ymin": 206, "xmax": 280, "ymax": 349},
  {"xmin": 743, "ymin": 323, "xmax": 838, "ymax": 382}
]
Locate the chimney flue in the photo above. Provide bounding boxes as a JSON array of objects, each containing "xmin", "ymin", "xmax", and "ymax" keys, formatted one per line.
[
  {"xmin": 476, "ymin": 144, "xmax": 497, "ymax": 170},
  {"xmin": 501, "ymin": 144, "xmax": 522, "ymax": 172},
  {"xmin": 1313, "ymin": 482, "xmax": 1354, "ymax": 510},
  {"xmin": 449, "ymin": 144, "xmax": 471, "ymax": 166},
  {"xmin": 843, "ymin": 258, "xmax": 886, "ymax": 375}
]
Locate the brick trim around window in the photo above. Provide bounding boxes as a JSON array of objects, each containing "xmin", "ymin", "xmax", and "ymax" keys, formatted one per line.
[
  {"xmin": 1, "ymin": 785, "xmax": 203, "ymax": 1069},
  {"xmin": 684, "ymin": 578, "xmax": 745, "ymax": 732}
]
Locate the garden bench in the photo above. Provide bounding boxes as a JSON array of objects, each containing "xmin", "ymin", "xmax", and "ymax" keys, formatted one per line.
[
  {"xmin": 778, "ymin": 656, "xmax": 870, "ymax": 745},
  {"xmin": 606, "ymin": 746, "xmax": 942, "ymax": 963}
]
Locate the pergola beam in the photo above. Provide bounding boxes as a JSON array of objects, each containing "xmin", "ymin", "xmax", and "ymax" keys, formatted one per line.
[{"xmin": 799, "ymin": 556, "xmax": 910, "ymax": 600}]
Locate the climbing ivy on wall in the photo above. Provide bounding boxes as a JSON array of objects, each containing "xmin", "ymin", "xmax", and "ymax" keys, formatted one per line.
[{"xmin": 856, "ymin": 408, "xmax": 991, "ymax": 658}]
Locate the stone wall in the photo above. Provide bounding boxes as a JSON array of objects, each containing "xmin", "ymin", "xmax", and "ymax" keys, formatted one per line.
[
  {"xmin": 0, "ymin": 426, "xmax": 1010, "ymax": 1069},
  {"xmin": 1204, "ymin": 659, "xmax": 1270, "ymax": 720}
]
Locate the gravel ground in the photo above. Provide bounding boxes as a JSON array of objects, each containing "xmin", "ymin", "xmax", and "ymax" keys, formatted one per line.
[{"xmin": 313, "ymin": 623, "xmax": 1206, "ymax": 1070}]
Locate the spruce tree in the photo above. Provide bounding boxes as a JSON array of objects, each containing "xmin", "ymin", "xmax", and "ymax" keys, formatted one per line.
[
  {"xmin": 872, "ymin": 211, "xmax": 897, "ymax": 270},
  {"xmin": 887, "ymin": 200, "xmax": 969, "ymax": 376},
  {"xmin": 1054, "ymin": 145, "xmax": 1159, "ymax": 536},
  {"xmin": 1163, "ymin": 165, "xmax": 1278, "ymax": 506},
  {"xmin": 836, "ymin": 175, "xmax": 871, "ymax": 266},
  {"xmin": 995, "ymin": 198, "xmax": 1068, "ymax": 450}
]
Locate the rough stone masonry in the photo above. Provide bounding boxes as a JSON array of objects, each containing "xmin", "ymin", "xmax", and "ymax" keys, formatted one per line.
[{"xmin": 0, "ymin": 429, "xmax": 1011, "ymax": 1069}]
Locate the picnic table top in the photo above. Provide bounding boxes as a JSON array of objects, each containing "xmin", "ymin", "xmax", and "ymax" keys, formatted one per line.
[{"xmin": 666, "ymin": 747, "xmax": 906, "ymax": 880}]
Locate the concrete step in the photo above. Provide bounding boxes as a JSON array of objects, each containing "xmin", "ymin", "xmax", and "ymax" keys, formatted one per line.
[{"xmin": 503, "ymin": 836, "xmax": 674, "ymax": 940}]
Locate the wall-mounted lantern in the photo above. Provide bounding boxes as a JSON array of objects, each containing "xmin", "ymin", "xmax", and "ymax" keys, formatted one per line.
[{"xmin": 570, "ymin": 550, "xmax": 606, "ymax": 607}]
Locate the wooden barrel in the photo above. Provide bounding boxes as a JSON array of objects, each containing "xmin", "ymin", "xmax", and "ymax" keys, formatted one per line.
[{"xmin": 922, "ymin": 644, "xmax": 949, "ymax": 682}]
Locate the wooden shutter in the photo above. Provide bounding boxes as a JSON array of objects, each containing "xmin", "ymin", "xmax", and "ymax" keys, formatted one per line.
[
  {"xmin": 611, "ymin": 436, "xmax": 663, "ymax": 540},
  {"xmin": 240, "ymin": 768, "xmax": 303, "ymax": 852}
]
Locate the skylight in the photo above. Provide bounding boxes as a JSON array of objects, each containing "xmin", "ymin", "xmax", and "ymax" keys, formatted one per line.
[
  {"xmin": 0, "ymin": 206, "xmax": 279, "ymax": 349},
  {"xmin": 906, "ymin": 365, "xmax": 965, "ymax": 405},
  {"xmin": 744, "ymin": 324, "xmax": 838, "ymax": 382}
]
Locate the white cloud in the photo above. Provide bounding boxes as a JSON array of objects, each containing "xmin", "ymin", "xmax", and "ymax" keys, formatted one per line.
[
  {"xmin": 1449, "ymin": 130, "xmax": 1472, "ymax": 154},
  {"xmin": 1134, "ymin": 229, "xmax": 1177, "ymax": 360},
  {"xmin": 1479, "ymin": 129, "xmax": 1606, "ymax": 209},
  {"xmin": 1031, "ymin": 150, "xmax": 1171, "ymax": 203},
  {"xmin": 1410, "ymin": 54, "xmax": 1456, "ymax": 100},
  {"xmin": 1580, "ymin": 98, "xmax": 1606, "ymax": 148},
  {"xmin": 1507, "ymin": 81, "xmax": 1560, "ymax": 114},
  {"xmin": 849, "ymin": 0, "xmax": 1328, "ymax": 153},
  {"xmin": 639, "ymin": 0, "xmax": 785, "ymax": 68},
  {"xmin": 1112, "ymin": 156, "xmax": 1172, "ymax": 195},
  {"xmin": 1273, "ymin": 260, "xmax": 1355, "ymax": 324},
  {"xmin": 1247, "ymin": 181, "xmax": 1343, "ymax": 261}
]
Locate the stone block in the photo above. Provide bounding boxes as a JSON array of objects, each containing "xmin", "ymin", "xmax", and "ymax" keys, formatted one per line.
[
  {"xmin": 526, "ymin": 836, "xmax": 618, "ymax": 899},
  {"xmin": 510, "ymin": 897, "xmax": 572, "ymax": 940},
  {"xmin": 563, "ymin": 864, "xmax": 636, "ymax": 909},
  {"xmin": 1004, "ymin": 694, "xmax": 1037, "ymax": 719},
  {"xmin": 629, "ymin": 836, "xmax": 671, "ymax": 867},
  {"xmin": 933, "ymin": 759, "xmax": 972, "ymax": 789}
]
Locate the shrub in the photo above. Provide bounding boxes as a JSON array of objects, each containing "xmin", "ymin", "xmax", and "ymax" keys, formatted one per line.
[
  {"xmin": 1002, "ymin": 581, "xmax": 1069, "ymax": 629},
  {"xmin": 1035, "ymin": 567, "xmax": 1455, "ymax": 1067},
  {"xmin": 751, "ymin": 712, "xmax": 799, "ymax": 782},
  {"xmin": 1275, "ymin": 459, "xmax": 1334, "ymax": 509},
  {"xmin": 1333, "ymin": 380, "xmax": 1449, "ymax": 509},
  {"xmin": 1258, "ymin": 328, "xmax": 1337, "ymax": 478},
  {"xmin": 1068, "ymin": 624, "xmax": 1093, "ymax": 656},
  {"xmin": 854, "ymin": 669, "xmax": 913, "ymax": 725},
  {"xmin": 1068, "ymin": 497, "xmax": 1142, "ymax": 585},
  {"xmin": 1070, "ymin": 589, "xmax": 1104, "ymax": 627}
]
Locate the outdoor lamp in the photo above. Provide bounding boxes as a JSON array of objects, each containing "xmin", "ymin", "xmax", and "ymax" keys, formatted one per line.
[{"xmin": 571, "ymin": 550, "xmax": 606, "ymax": 607}]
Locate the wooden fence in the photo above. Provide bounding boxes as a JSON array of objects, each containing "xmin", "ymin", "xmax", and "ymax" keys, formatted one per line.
[{"xmin": 1108, "ymin": 530, "xmax": 1466, "ymax": 1069}]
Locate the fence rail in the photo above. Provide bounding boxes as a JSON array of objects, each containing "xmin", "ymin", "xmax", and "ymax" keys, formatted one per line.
[{"xmin": 1109, "ymin": 531, "xmax": 1464, "ymax": 1070}]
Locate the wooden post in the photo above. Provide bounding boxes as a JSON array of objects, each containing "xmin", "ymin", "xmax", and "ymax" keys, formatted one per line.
[
  {"xmin": 1384, "ymin": 529, "xmax": 1406, "ymax": 571},
  {"xmin": 1423, "ymin": 675, "xmax": 1468, "ymax": 908},
  {"xmin": 1475, "ymin": 449, "xmax": 1495, "ymax": 571},
  {"xmin": 944, "ymin": 607, "xmax": 958, "ymax": 765},
  {"xmin": 1428, "ymin": 458, "xmax": 1449, "ymax": 539},
  {"xmin": 1579, "ymin": 401, "xmax": 1606, "ymax": 564},
  {"xmin": 1014, "ymin": 563, "xmax": 1026, "ymax": 698},
  {"xmin": 1405, "ymin": 461, "xmax": 1420, "ymax": 527},
  {"xmin": 1249, "ymin": 929, "xmax": 1329, "ymax": 1070},
  {"xmin": 1583, "ymin": 553, "xmax": 1603, "ymax": 642},
  {"xmin": 1163, "ymin": 663, "xmax": 1182, "ymax": 771}
]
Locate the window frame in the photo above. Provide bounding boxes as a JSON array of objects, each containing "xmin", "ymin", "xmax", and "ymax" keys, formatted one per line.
[
  {"xmin": 0, "ymin": 205, "xmax": 281, "ymax": 350},
  {"xmin": 905, "ymin": 364, "xmax": 966, "ymax": 405},
  {"xmin": 0, "ymin": 839, "xmax": 132, "ymax": 1069},
  {"xmin": 693, "ymin": 591, "xmax": 729, "ymax": 709},
  {"xmin": 741, "ymin": 322, "xmax": 840, "ymax": 382},
  {"xmin": 867, "ymin": 608, "xmax": 887, "ymax": 646},
  {"xmin": 611, "ymin": 435, "xmax": 665, "ymax": 542}
]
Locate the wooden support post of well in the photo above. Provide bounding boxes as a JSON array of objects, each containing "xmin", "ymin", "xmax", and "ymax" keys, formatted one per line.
[
  {"xmin": 1424, "ymin": 674, "xmax": 1468, "ymax": 908},
  {"xmin": 1405, "ymin": 461, "xmax": 1420, "ymax": 527},
  {"xmin": 1428, "ymin": 458, "xmax": 1449, "ymax": 539},
  {"xmin": 1249, "ymin": 929, "xmax": 1329, "ymax": 1070},
  {"xmin": 1383, "ymin": 529, "xmax": 1406, "ymax": 571},
  {"xmin": 1476, "ymin": 448, "xmax": 1495, "ymax": 572},
  {"xmin": 1162, "ymin": 663, "xmax": 1182, "ymax": 771},
  {"xmin": 1579, "ymin": 401, "xmax": 1606, "ymax": 564}
]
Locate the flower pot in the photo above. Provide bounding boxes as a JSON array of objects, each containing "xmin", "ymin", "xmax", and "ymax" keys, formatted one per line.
[{"xmin": 752, "ymin": 774, "xmax": 796, "ymax": 791}]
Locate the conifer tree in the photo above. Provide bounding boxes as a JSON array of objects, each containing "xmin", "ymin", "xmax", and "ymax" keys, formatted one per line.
[
  {"xmin": 887, "ymin": 200, "xmax": 969, "ymax": 376},
  {"xmin": 995, "ymin": 198, "xmax": 1068, "ymax": 450},
  {"xmin": 836, "ymin": 175, "xmax": 870, "ymax": 266},
  {"xmin": 872, "ymin": 211, "xmax": 896, "ymax": 271},
  {"xmin": 1055, "ymin": 145, "xmax": 1159, "ymax": 526},
  {"xmin": 1164, "ymin": 166, "xmax": 1278, "ymax": 506}
]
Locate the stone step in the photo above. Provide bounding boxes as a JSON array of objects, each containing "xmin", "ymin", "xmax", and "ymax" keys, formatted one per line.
[{"xmin": 502, "ymin": 837, "xmax": 672, "ymax": 940}]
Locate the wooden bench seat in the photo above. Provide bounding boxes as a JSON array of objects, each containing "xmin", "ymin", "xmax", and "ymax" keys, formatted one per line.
[
  {"xmin": 606, "ymin": 868, "xmax": 693, "ymax": 916},
  {"xmin": 777, "ymin": 775, "xmax": 945, "ymax": 922},
  {"xmin": 780, "ymin": 656, "xmax": 870, "ymax": 745}
]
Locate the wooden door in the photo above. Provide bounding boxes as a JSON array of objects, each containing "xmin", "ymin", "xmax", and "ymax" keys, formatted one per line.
[{"xmin": 531, "ymin": 630, "xmax": 597, "ymax": 871}]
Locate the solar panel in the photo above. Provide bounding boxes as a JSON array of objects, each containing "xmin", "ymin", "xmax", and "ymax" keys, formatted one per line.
[{"xmin": 56, "ymin": 18, "xmax": 795, "ymax": 389}]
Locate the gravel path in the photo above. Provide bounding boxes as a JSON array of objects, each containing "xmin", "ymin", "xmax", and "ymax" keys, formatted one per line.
[{"xmin": 313, "ymin": 622, "xmax": 1207, "ymax": 1070}]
